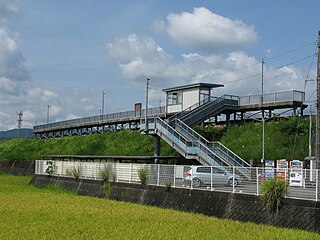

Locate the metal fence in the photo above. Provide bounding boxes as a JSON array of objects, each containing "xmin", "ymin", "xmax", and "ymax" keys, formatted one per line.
[
  {"xmin": 34, "ymin": 106, "xmax": 166, "ymax": 131},
  {"xmin": 239, "ymin": 90, "xmax": 305, "ymax": 106},
  {"xmin": 35, "ymin": 160, "xmax": 319, "ymax": 202}
]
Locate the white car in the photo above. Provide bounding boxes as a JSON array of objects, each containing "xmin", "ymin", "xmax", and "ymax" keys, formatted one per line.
[{"xmin": 184, "ymin": 166, "xmax": 242, "ymax": 188}]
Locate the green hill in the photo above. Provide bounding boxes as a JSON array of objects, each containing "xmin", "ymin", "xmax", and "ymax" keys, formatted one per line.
[{"xmin": 0, "ymin": 116, "xmax": 315, "ymax": 165}]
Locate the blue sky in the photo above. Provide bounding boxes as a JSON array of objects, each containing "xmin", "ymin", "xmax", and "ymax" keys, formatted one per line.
[{"xmin": 0, "ymin": 0, "xmax": 319, "ymax": 130}]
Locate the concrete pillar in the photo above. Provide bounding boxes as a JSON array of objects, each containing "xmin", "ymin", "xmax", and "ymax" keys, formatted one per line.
[
  {"xmin": 226, "ymin": 114, "xmax": 230, "ymax": 127},
  {"xmin": 154, "ymin": 135, "xmax": 160, "ymax": 164},
  {"xmin": 240, "ymin": 112, "xmax": 244, "ymax": 122},
  {"xmin": 215, "ymin": 115, "xmax": 218, "ymax": 124},
  {"xmin": 233, "ymin": 112, "xmax": 237, "ymax": 124}
]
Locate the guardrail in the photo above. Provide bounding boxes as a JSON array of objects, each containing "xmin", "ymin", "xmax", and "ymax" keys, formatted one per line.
[
  {"xmin": 34, "ymin": 106, "xmax": 166, "ymax": 131},
  {"xmin": 36, "ymin": 160, "xmax": 320, "ymax": 202},
  {"xmin": 239, "ymin": 90, "xmax": 305, "ymax": 106}
]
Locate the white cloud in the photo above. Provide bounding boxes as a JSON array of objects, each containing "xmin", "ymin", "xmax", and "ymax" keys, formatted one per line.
[
  {"xmin": 0, "ymin": 0, "xmax": 19, "ymax": 25},
  {"xmin": 0, "ymin": 1, "xmax": 67, "ymax": 130},
  {"xmin": 106, "ymin": 34, "xmax": 306, "ymax": 101},
  {"xmin": 164, "ymin": 7, "xmax": 258, "ymax": 51},
  {"xmin": 106, "ymin": 33, "xmax": 171, "ymax": 85}
]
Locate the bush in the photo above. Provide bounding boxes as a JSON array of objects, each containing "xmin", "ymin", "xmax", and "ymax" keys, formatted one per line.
[
  {"xmin": 138, "ymin": 166, "xmax": 149, "ymax": 186},
  {"xmin": 103, "ymin": 181, "xmax": 112, "ymax": 199},
  {"xmin": 45, "ymin": 161, "xmax": 54, "ymax": 175},
  {"xmin": 260, "ymin": 178, "xmax": 287, "ymax": 214},
  {"xmin": 99, "ymin": 163, "xmax": 114, "ymax": 182},
  {"xmin": 68, "ymin": 165, "xmax": 82, "ymax": 179}
]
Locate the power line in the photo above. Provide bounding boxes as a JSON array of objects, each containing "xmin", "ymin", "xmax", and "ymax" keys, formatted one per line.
[
  {"xmin": 206, "ymin": 40, "xmax": 317, "ymax": 82},
  {"xmin": 265, "ymin": 40, "xmax": 317, "ymax": 61},
  {"xmin": 223, "ymin": 53, "xmax": 316, "ymax": 85}
]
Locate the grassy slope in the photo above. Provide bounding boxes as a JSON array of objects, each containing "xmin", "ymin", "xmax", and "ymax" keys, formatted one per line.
[
  {"xmin": 0, "ymin": 174, "xmax": 318, "ymax": 240},
  {"xmin": 0, "ymin": 131, "xmax": 177, "ymax": 160},
  {"xmin": 0, "ymin": 117, "xmax": 313, "ymax": 164},
  {"xmin": 220, "ymin": 117, "xmax": 313, "ymax": 164}
]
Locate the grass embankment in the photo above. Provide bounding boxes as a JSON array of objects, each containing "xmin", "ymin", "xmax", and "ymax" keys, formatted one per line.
[
  {"xmin": 0, "ymin": 116, "xmax": 314, "ymax": 164},
  {"xmin": 0, "ymin": 174, "xmax": 318, "ymax": 239},
  {"xmin": 195, "ymin": 116, "xmax": 314, "ymax": 164},
  {"xmin": 0, "ymin": 131, "xmax": 177, "ymax": 160}
]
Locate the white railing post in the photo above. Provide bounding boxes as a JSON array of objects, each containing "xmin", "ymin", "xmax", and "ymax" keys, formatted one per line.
[
  {"xmin": 284, "ymin": 169, "xmax": 287, "ymax": 198},
  {"xmin": 232, "ymin": 166, "xmax": 235, "ymax": 193},
  {"xmin": 61, "ymin": 160, "xmax": 64, "ymax": 177},
  {"xmin": 256, "ymin": 167, "xmax": 259, "ymax": 196},
  {"xmin": 157, "ymin": 164, "xmax": 160, "ymax": 186},
  {"xmin": 173, "ymin": 165, "xmax": 176, "ymax": 188},
  {"xmin": 191, "ymin": 165, "xmax": 193, "ymax": 190},
  {"xmin": 210, "ymin": 166, "xmax": 213, "ymax": 191},
  {"xmin": 316, "ymin": 169, "xmax": 318, "ymax": 202},
  {"xmin": 116, "ymin": 162, "xmax": 119, "ymax": 182},
  {"xmin": 35, "ymin": 160, "xmax": 38, "ymax": 174},
  {"xmin": 129, "ymin": 163, "xmax": 132, "ymax": 183}
]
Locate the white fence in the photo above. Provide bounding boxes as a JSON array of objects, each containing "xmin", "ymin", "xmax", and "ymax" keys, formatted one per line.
[{"xmin": 35, "ymin": 160, "xmax": 320, "ymax": 202}]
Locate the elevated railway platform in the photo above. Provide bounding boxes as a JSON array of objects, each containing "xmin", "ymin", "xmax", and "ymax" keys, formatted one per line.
[{"xmin": 33, "ymin": 90, "xmax": 305, "ymax": 138}]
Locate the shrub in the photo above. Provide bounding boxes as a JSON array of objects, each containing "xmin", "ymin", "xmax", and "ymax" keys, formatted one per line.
[
  {"xmin": 45, "ymin": 161, "xmax": 54, "ymax": 175},
  {"xmin": 165, "ymin": 182, "xmax": 171, "ymax": 192},
  {"xmin": 138, "ymin": 166, "xmax": 149, "ymax": 186},
  {"xmin": 103, "ymin": 181, "xmax": 112, "ymax": 199},
  {"xmin": 99, "ymin": 163, "xmax": 114, "ymax": 182},
  {"xmin": 70, "ymin": 165, "xmax": 82, "ymax": 179},
  {"xmin": 260, "ymin": 178, "xmax": 287, "ymax": 214}
]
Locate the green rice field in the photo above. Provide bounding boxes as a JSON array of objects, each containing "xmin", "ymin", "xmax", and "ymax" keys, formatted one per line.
[{"xmin": 0, "ymin": 174, "xmax": 319, "ymax": 239}]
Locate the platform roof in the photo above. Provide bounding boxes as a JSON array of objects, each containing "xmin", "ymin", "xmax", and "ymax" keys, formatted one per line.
[{"xmin": 162, "ymin": 82, "xmax": 224, "ymax": 92}]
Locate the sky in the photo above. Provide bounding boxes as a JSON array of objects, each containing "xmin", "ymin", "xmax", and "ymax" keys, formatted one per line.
[{"xmin": 0, "ymin": 0, "xmax": 319, "ymax": 131}]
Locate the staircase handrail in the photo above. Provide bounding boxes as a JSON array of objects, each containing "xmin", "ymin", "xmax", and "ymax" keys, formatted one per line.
[
  {"xmin": 154, "ymin": 117, "xmax": 223, "ymax": 166},
  {"xmin": 174, "ymin": 118, "xmax": 251, "ymax": 168},
  {"xmin": 167, "ymin": 96, "xmax": 217, "ymax": 121},
  {"xmin": 179, "ymin": 95, "xmax": 239, "ymax": 124}
]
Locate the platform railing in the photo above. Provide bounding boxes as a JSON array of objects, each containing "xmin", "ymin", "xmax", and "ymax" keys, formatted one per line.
[
  {"xmin": 34, "ymin": 106, "xmax": 166, "ymax": 131},
  {"xmin": 239, "ymin": 90, "xmax": 305, "ymax": 106}
]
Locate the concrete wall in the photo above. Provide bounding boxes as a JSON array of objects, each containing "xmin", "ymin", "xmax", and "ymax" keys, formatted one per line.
[
  {"xmin": 182, "ymin": 88, "xmax": 199, "ymax": 110},
  {"xmin": 30, "ymin": 174, "xmax": 320, "ymax": 232},
  {"xmin": 0, "ymin": 160, "xmax": 35, "ymax": 175}
]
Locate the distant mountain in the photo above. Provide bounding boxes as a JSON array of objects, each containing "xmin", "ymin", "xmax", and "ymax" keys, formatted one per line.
[{"xmin": 0, "ymin": 128, "xmax": 34, "ymax": 140}]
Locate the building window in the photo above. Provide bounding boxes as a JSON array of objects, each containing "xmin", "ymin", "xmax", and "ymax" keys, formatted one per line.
[
  {"xmin": 167, "ymin": 91, "xmax": 182, "ymax": 105},
  {"xmin": 200, "ymin": 89, "xmax": 210, "ymax": 102}
]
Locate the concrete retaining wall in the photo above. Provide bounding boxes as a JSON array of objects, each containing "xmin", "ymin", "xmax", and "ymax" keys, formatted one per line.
[
  {"xmin": 0, "ymin": 160, "xmax": 35, "ymax": 175},
  {"xmin": 30, "ymin": 174, "xmax": 320, "ymax": 232}
]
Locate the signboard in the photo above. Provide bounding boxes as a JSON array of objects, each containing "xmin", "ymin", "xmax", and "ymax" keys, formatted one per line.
[{"xmin": 134, "ymin": 103, "xmax": 142, "ymax": 110}]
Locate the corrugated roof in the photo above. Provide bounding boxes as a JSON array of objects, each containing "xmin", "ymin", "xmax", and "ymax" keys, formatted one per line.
[{"xmin": 162, "ymin": 82, "xmax": 224, "ymax": 92}]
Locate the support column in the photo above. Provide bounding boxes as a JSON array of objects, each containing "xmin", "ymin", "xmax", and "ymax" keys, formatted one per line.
[
  {"xmin": 154, "ymin": 135, "xmax": 160, "ymax": 164},
  {"xmin": 233, "ymin": 112, "xmax": 237, "ymax": 124},
  {"xmin": 226, "ymin": 113, "xmax": 230, "ymax": 127}
]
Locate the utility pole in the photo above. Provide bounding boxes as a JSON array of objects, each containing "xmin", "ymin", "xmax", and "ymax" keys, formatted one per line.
[
  {"xmin": 101, "ymin": 91, "xmax": 106, "ymax": 121},
  {"xmin": 309, "ymin": 105, "xmax": 313, "ymax": 157},
  {"xmin": 145, "ymin": 78, "xmax": 151, "ymax": 132},
  {"xmin": 47, "ymin": 105, "xmax": 50, "ymax": 124},
  {"xmin": 17, "ymin": 110, "xmax": 23, "ymax": 138},
  {"xmin": 316, "ymin": 31, "xmax": 320, "ymax": 168},
  {"xmin": 261, "ymin": 58, "xmax": 265, "ymax": 163}
]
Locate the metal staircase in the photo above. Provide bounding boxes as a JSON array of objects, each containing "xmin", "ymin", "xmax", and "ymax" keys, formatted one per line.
[
  {"xmin": 142, "ymin": 95, "xmax": 252, "ymax": 179},
  {"xmin": 168, "ymin": 95, "xmax": 239, "ymax": 126}
]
